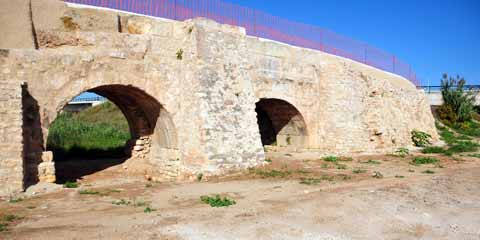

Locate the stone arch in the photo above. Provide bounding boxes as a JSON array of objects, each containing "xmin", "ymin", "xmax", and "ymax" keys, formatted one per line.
[
  {"xmin": 255, "ymin": 98, "xmax": 308, "ymax": 149},
  {"xmin": 41, "ymin": 84, "xmax": 178, "ymax": 183}
]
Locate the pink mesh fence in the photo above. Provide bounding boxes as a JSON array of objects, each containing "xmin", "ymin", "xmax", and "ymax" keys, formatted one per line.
[{"xmin": 64, "ymin": 0, "xmax": 419, "ymax": 85}]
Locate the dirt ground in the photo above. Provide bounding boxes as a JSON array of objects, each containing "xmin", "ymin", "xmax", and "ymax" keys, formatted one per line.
[{"xmin": 1, "ymin": 152, "xmax": 480, "ymax": 240}]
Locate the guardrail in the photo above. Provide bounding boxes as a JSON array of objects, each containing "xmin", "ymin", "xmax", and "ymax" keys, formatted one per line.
[
  {"xmin": 64, "ymin": 0, "xmax": 419, "ymax": 86},
  {"xmin": 418, "ymin": 85, "xmax": 480, "ymax": 93},
  {"xmin": 70, "ymin": 96, "xmax": 107, "ymax": 103}
]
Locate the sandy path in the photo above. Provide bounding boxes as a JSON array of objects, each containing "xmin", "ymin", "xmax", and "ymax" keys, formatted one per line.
[{"xmin": 1, "ymin": 154, "xmax": 479, "ymax": 240}]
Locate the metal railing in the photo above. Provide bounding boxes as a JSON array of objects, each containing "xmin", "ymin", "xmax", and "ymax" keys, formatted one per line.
[
  {"xmin": 64, "ymin": 0, "xmax": 419, "ymax": 86},
  {"xmin": 418, "ymin": 85, "xmax": 480, "ymax": 93},
  {"xmin": 70, "ymin": 96, "xmax": 107, "ymax": 103}
]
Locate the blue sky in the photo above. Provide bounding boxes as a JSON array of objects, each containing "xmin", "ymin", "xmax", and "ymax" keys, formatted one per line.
[{"xmin": 228, "ymin": 0, "xmax": 480, "ymax": 86}]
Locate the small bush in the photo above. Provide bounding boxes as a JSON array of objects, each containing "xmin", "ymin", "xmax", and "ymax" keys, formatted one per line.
[
  {"xmin": 323, "ymin": 156, "xmax": 339, "ymax": 162},
  {"xmin": 64, "ymin": 181, "xmax": 79, "ymax": 188},
  {"xmin": 200, "ymin": 195, "xmax": 236, "ymax": 208},
  {"xmin": 144, "ymin": 207, "xmax": 156, "ymax": 213},
  {"xmin": 411, "ymin": 130, "xmax": 432, "ymax": 147},
  {"xmin": 422, "ymin": 146, "xmax": 445, "ymax": 154},
  {"xmin": 336, "ymin": 164, "xmax": 347, "ymax": 170},
  {"xmin": 300, "ymin": 176, "xmax": 334, "ymax": 185},
  {"xmin": 253, "ymin": 169, "xmax": 292, "ymax": 178},
  {"xmin": 412, "ymin": 157, "xmax": 439, "ymax": 165},
  {"xmin": 352, "ymin": 169, "xmax": 366, "ymax": 174},
  {"xmin": 361, "ymin": 160, "xmax": 381, "ymax": 164},
  {"xmin": 439, "ymin": 74, "xmax": 476, "ymax": 123},
  {"xmin": 394, "ymin": 147, "xmax": 410, "ymax": 158},
  {"xmin": 78, "ymin": 190, "xmax": 99, "ymax": 195},
  {"xmin": 112, "ymin": 199, "xmax": 131, "ymax": 206},
  {"xmin": 0, "ymin": 223, "xmax": 7, "ymax": 232}
]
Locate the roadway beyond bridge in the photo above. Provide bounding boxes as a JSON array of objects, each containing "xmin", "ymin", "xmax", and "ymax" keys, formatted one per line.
[{"xmin": 0, "ymin": 0, "xmax": 437, "ymax": 196}]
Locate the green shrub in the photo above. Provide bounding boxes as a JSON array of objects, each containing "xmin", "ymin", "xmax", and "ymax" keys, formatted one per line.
[
  {"xmin": 144, "ymin": 207, "xmax": 156, "ymax": 213},
  {"xmin": 395, "ymin": 147, "xmax": 410, "ymax": 157},
  {"xmin": 411, "ymin": 130, "xmax": 432, "ymax": 147},
  {"xmin": 412, "ymin": 157, "xmax": 439, "ymax": 165},
  {"xmin": 0, "ymin": 223, "xmax": 7, "ymax": 232},
  {"xmin": 439, "ymin": 74, "xmax": 476, "ymax": 123},
  {"xmin": 200, "ymin": 195, "xmax": 236, "ymax": 207}
]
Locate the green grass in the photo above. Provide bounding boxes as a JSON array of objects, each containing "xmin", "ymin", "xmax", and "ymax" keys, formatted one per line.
[
  {"xmin": 0, "ymin": 223, "xmax": 7, "ymax": 232},
  {"xmin": 336, "ymin": 164, "xmax": 347, "ymax": 170},
  {"xmin": 112, "ymin": 199, "xmax": 131, "ymax": 206},
  {"xmin": 361, "ymin": 160, "xmax": 381, "ymax": 165},
  {"xmin": 47, "ymin": 101, "xmax": 130, "ymax": 159},
  {"xmin": 144, "ymin": 207, "xmax": 156, "ymax": 213},
  {"xmin": 468, "ymin": 153, "xmax": 480, "ymax": 158},
  {"xmin": 251, "ymin": 169, "xmax": 292, "ymax": 178},
  {"xmin": 63, "ymin": 181, "xmax": 79, "ymax": 188},
  {"xmin": 422, "ymin": 146, "xmax": 446, "ymax": 154},
  {"xmin": 352, "ymin": 169, "xmax": 366, "ymax": 174},
  {"xmin": 8, "ymin": 197, "xmax": 23, "ymax": 203},
  {"xmin": 78, "ymin": 190, "xmax": 100, "ymax": 195},
  {"xmin": 2, "ymin": 215, "xmax": 21, "ymax": 222},
  {"xmin": 200, "ymin": 195, "xmax": 236, "ymax": 207},
  {"xmin": 299, "ymin": 176, "xmax": 334, "ymax": 185},
  {"xmin": 412, "ymin": 157, "xmax": 439, "ymax": 165},
  {"xmin": 323, "ymin": 156, "xmax": 339, "ymax": 162}
]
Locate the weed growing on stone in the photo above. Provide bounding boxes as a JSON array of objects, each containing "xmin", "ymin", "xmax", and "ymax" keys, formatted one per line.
[
  {"xmin": 145, "ymin": 183, "xmax": 153, "ymax": 188},
  {"xmin": 200, "ymin": 195, "xmax": 236, "ymax": 208},
  {"xmin": 395, "ymin": 175, "xmax": 405, "ymax": 178},
  {"xmin": 408, "ymin": 169, "xmax": 415, "ymax": 173},
  {"xmin": 323, "ymin": 156, "xmax": 338, "ymax": 162},
  {"xmin": 265, "ymin": 159, "xmax": 272, "ymax": 163},
  {"xmin": 176, "ymin": 49, "xmax": 184, "ymax": 60}
]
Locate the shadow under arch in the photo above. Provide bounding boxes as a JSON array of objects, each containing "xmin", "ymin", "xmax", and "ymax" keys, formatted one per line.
[
  {"xmin": 255, "ymin": 98, "xmax": 308, "ymax": 148},
  {"xmin": 45, "ymin": 84, "xmax": 178, "ymax": 183}
]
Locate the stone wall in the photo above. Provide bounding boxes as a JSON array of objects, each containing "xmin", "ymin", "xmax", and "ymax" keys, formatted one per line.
[
  {"xmin": 0, "ymin": 50, "xmax": 25, "ymax": 196},
  {"xmin": 0, "ymin": 1, "xmax": 438, "ymax": 195}
]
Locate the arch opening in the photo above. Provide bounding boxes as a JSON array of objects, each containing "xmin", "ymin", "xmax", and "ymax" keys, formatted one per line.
[
  {"xmin": 255, "ymin": 98, "xmax": 308, "ymax": 149},
  {"xmin": 45, "ymin": 85, "xmax": 177, "ymax": 183}
]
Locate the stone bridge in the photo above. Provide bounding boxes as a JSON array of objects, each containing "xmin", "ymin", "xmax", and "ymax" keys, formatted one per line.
[{"xmin": 0, "ymin": 0, "xmax": 437, "ymax": 196}]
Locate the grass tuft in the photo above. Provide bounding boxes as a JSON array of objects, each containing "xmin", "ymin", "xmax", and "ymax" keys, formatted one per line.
[
  {"xmin": 412, "ymin": 157, "xmax": 439, "ymax": 165},
  {"xmin": 200, "ymin": 195, "xmax": 236, "ymax": 208}
]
